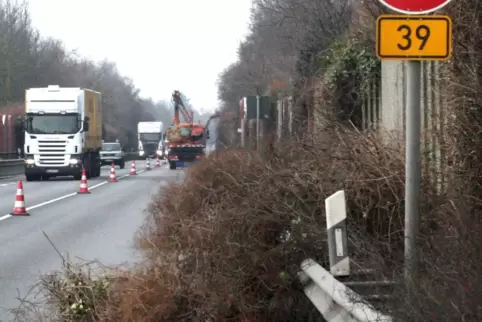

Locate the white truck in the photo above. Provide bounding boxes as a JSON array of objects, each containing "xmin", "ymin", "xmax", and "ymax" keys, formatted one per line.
[
  {"xmin": 137, "ymin": 121, "xmax": 163, "ymax": 159},
  {"xmin": 23, "ymin": 85, "xmax": 102, "ymax": 181}
]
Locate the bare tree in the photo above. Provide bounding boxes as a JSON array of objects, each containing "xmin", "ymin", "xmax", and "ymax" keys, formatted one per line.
[
  {"xmin": 216, "ymin": 0, "xmax": 356, "ymax": 139},
  {"xmin": 0, "ymin": 0, "xmax": 172, "ymax": 150}
]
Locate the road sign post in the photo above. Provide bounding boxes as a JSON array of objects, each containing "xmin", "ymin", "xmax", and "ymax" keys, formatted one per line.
[
  {"xmin": 404, "ymin": 59, "xmax": 421, "ymax": 287},
  {"xmin": 376, "ymin": 0, "xmax": 453, "ymax": 287}
]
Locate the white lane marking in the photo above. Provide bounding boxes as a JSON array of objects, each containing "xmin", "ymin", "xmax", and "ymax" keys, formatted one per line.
[
  {"xmin": 0, "ymin": 169, "xmax": 146, "ymax": 222},
  {"xmin": 0, "ymin": 183, "xmax": 15, "ymax": 187}
]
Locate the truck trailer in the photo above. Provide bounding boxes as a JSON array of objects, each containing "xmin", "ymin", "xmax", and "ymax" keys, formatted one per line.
[
  {"xmin": 23, "ymin": 85, "xmax": 102, "ymax": 181},
  {"xmin": 137, "ymin": 121, "xmax": 163, "ymax": 159}
]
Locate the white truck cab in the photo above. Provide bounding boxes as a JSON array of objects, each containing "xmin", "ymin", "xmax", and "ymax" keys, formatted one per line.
[
  {"xmin": 137, "ymin": 121, "xmax": 163, "ymax": 159},
  {"xmin": 23, "ymin": 85, "xmax": 102, "ymax": 181}
]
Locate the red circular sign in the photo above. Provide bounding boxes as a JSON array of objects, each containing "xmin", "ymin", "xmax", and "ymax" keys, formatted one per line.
[{"xmin": 378, "ymin": 0, "xmax": 453, "ymax": 14}]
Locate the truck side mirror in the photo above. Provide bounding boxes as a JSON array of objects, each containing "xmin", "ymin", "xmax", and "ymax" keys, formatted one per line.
[
  {"xmin": 83, "ymin": 120, "xmax": 89, "ymax": 132},
  {"xmin": 206, "ymin": 129, "xmax": 210, "ymax": 139}
]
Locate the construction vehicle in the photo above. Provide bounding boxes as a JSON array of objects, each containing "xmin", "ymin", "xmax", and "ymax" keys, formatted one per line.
[
  {"xmin": 137, "ymin": 121, "xmax": 163, "ymax": 159},
  {"xmin": 22, "ymin": 85, "xmax": 102, "ymax": 181},
  {"xmin": 165, "ymin": 90, "xmax": 207, "ymax": 170}
]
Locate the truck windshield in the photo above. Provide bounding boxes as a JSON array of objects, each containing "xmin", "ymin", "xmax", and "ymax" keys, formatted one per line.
[
  {"xmin": 26, "ymin": 114, "xmax": 80, "ymax": 134},
  {"xmin": 102, "ymin": 143, "xmax": 121, "ymax": 151},
  {"xmin": 140, "ymin": 133, "xmax": 161, "ymax": 141}
]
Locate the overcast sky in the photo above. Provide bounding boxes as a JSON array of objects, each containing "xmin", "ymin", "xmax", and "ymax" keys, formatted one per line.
[{"xmin": 27, "ymin": 0, "xmax": 252, "ymax": 112}]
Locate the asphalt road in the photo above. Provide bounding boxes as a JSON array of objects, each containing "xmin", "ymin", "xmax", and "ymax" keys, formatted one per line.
[{"xmin": 0, "ymin": 161, "xmax": 181, "ymax": 320}]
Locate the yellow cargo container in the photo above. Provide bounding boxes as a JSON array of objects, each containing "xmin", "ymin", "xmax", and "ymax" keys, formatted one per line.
[{"xmin": 83, "ymin": 89, "xmax": 102, "ymax": 152}]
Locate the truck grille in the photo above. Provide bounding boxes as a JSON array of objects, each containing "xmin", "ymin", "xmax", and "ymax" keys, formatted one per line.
[{"xmin": 38, "ymin": 140, "xmax": 67, "ymax": 166}]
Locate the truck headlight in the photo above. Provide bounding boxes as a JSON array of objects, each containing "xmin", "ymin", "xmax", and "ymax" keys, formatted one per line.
[
  {"xmin": 69, "ymin": 158, "xmax": 79, "ymax": 164},
  {"xmin": 25, "ymin": 159, "xmax": 34, "ymax": 165},
  {"xmin": 139, "ymin": 150, "xmax": 144, "ymax": 156}
]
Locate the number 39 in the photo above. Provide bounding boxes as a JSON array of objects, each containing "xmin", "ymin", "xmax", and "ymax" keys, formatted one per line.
[{"xmin": 397, "ymin": 25, "xmax": 430, "ymax": 50}]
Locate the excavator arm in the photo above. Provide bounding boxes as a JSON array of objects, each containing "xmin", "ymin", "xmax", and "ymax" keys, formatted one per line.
[{"xmin": 172, "ymin": 90, "xmax": 193, "ymax": 125}]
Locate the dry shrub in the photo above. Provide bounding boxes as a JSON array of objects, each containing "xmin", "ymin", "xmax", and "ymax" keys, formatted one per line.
[
  {"xmin": 29, "ymin": 125, "xmax": 480, "ymax": 321},
  {"xmin": 84, "ymin": 118, "xmax": 476, "ymax": 320},
  {"xmin": 131, "ymin": 124, "xmax": 478, "ymax": 321},
  {"xmin": 13, "ymin": 260, "xmax": 112, "ymax": 322}
]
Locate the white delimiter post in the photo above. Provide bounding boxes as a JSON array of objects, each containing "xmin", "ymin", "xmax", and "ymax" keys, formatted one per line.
[{"xmin": 325, "ymin": 190, "xmax": 350, "ymax": 276}]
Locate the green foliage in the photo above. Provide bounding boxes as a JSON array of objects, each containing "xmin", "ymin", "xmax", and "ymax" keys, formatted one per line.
[
  {"xmin": 319, "ymin": 39, "xmax": 380, "ymax": 94},
  {"xmin": 314, "ymin": 37, "xmax": 380, "ymax": 128}
]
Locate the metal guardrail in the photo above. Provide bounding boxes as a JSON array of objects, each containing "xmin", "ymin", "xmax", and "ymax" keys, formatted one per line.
[
  {"xmin": 0, "ymin": 158, "xmax": 24, "ymax": 177},
  {"xmin": 299, "ymin": 190, "xmax": 393, "ymax": 322},
  {"xmin": 0, "ymin": 153, "xmax": 157, "ymax": 178},
  {"xmin": 0, "ymin": 152, "xmax": 20, "ymax": 160},
  {"xmin": 300, "ymin": 260, "xmax": 392, "ymax": 322}
]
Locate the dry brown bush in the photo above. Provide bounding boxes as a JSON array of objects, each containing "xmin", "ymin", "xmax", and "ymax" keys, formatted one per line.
[
  {"xmin": 128, "ymin": 124, "xmax": 478, "ymax": 321},
  {"xmin": 26, "ymin": 122, "xmax": 480, "ymax": 321}
]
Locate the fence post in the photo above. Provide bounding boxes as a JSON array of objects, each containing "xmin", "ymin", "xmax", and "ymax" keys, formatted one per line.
[
  {"xmin": 1, "ymin": 114, "xmax": 6, "ymax": 158},
  {"xmin": 325, "ymin": 190, "xmax": 350, "ymax": 276},
  {"xmin": 7, "ymin": 115, "xmax": 12, "ymax": 157},
  {"xmin": 248, "ymin": 119, "xmax": 257, "ymax": 150},
  {"xmin": 277, "ymin": 99, "xmax": 283, "ymax": 143},
  {"xmin": 240, "ymin": 118, "xmax": 247, "ymax": 148}
]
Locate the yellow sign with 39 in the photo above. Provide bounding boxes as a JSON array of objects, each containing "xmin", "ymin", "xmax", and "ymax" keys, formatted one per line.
[{"xmin": 376, "ymin": 15, "xmax": 452, "ymax": 60}]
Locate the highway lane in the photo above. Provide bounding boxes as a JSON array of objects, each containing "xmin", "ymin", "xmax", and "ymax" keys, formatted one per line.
[
  {"xmin": 0, "ymin": 166, "xmax": 129, "ymax": 217},
  {"xmin": 0, "ymin": 161, "xmax": 180, "ymax": 320}
]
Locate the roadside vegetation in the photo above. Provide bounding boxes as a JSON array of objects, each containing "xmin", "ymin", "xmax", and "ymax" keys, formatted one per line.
[{"xmin": 11, "ymin": 0, "xmax": 481, "ymax": 321}]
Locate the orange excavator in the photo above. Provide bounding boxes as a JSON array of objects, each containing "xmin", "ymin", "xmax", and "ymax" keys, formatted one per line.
[{"xmin": 165, "ymin": 90, "xmax": 218, "ymax": 169}]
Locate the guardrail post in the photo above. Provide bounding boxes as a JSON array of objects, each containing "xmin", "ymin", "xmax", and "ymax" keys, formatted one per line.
[{"xmin": 325, "ymin": 190, "xmax": 350, "ymax": 276}]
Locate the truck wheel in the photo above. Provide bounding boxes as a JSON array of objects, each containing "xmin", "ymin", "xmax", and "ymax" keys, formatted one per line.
[
  {"xmin": 169, "ymin": 161, "xmax": 176, "ymax": 170},
  {"xmin": 74, "ymin": 173, "xmax": 82, "ymax": 180},
  {"xmin": 84, "ymin": 156, "xmax": 92, "ymax": 179},
  {"xmin": 119, "ymin": 160, "xmax": 125, "ymax": 169},
  {"xmin": 25, "ymin": 174, "xmax": 36, "ymax": 182}
]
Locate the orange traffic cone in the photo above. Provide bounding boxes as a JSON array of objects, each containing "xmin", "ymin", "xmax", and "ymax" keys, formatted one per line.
[
  {"xmin": 77, "ymin": 168, "xmax": 90, "ymax": 194},
  {"xmin": 109, "ymin": 162, "xmax": 117, "ymax": 182},
  {"xmin": 146, "ymin": 159, "xmax": 151, "ymax": 170},
  {"xmin": 11, "ymin": 180, "xmax": 29, "ymax": 216},
  {"xmin": 129, "ymin": 160, "xmax": 137, "ymax": 175},
  {"xmin": 156, "ymin": 158, "xmax": 161, "ymax": 167}
]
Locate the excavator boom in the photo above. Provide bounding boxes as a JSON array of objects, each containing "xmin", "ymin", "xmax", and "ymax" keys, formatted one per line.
[{"xmin": 172, "ymin": 90, "xmax": 193, "ymax": 124}]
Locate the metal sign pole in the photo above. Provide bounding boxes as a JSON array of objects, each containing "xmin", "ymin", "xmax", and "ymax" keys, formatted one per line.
[
  {"xmin": 377, "ymin": 0, "xmax": 453, "ymax": 288},
  {"xmin": 404, "ymin": 60, "xmax": 421, "ymax": 285}
]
